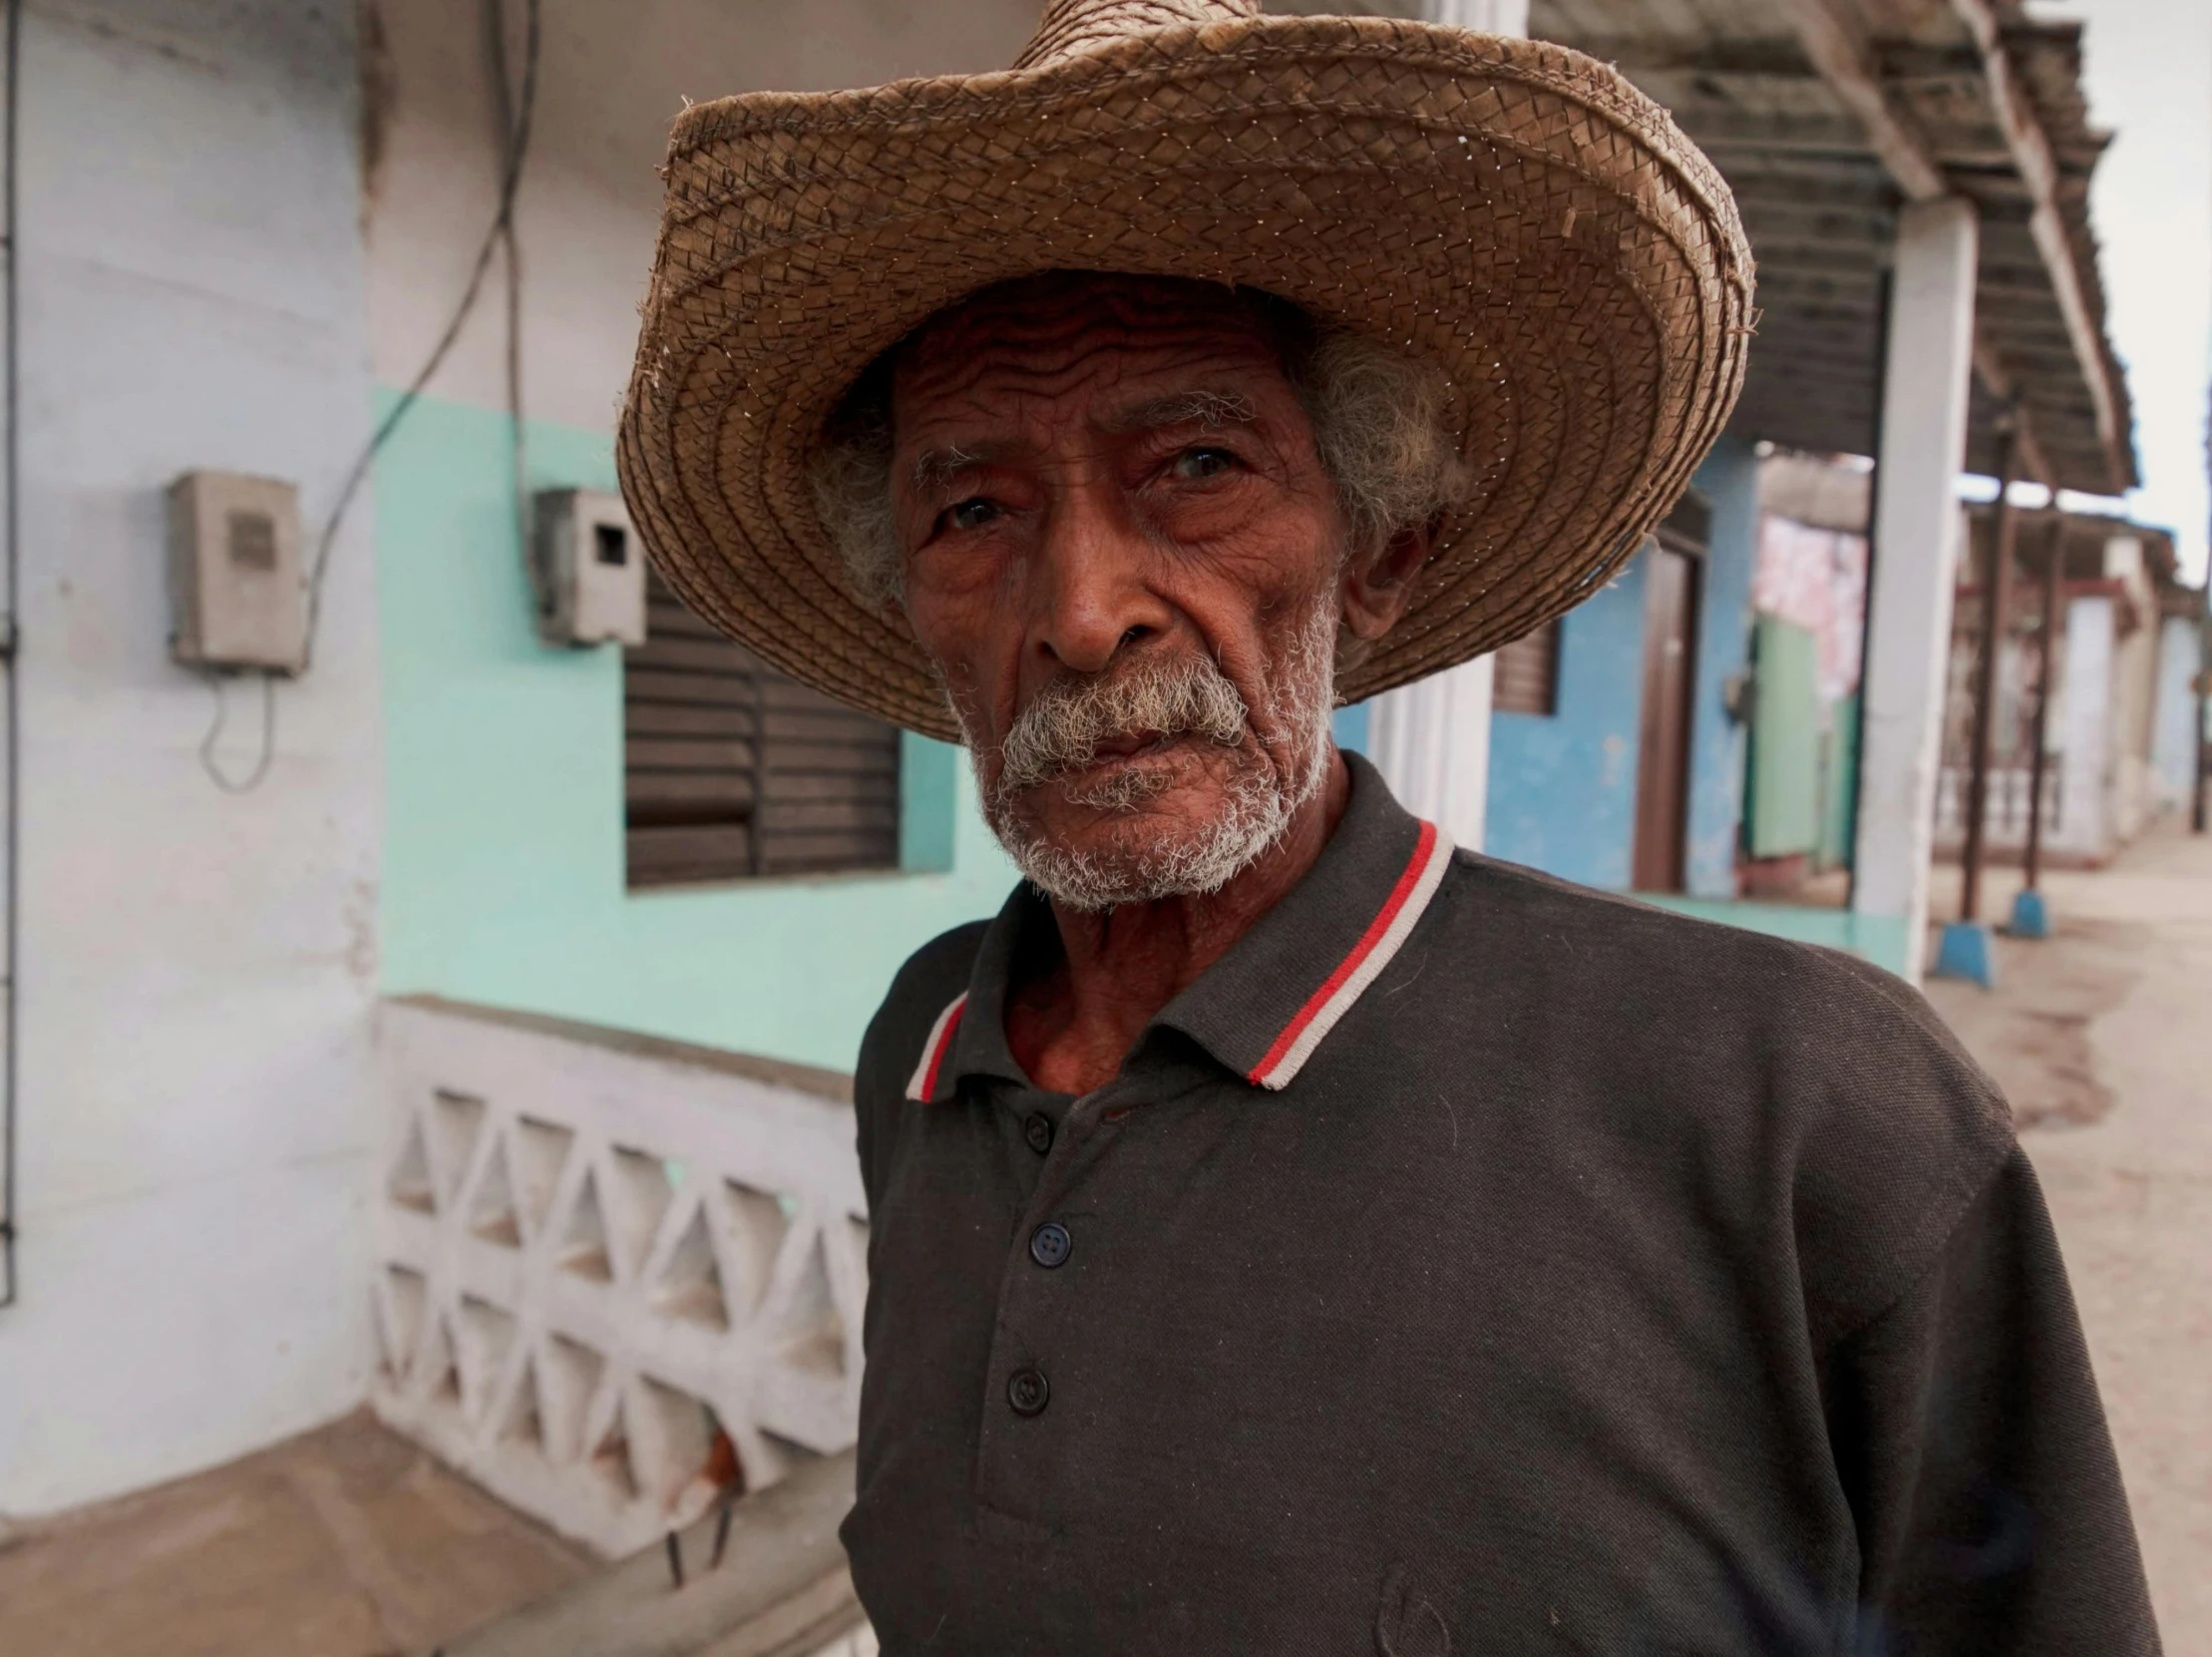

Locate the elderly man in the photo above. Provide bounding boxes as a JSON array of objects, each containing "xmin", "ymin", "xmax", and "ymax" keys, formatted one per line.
[{"xmin": 620, "ymin": 1, "xmax": 2158, "ymax": 1651}]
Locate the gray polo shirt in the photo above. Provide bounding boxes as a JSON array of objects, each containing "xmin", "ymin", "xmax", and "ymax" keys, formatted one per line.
[{"xmin": 842, "ymin": 755, "xmax": 2156, "ymax": 1655}]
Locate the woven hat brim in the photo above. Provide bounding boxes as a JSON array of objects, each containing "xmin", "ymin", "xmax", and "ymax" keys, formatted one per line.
[{"xmin": 619, "ymin": 14, "xmax": 1754, "ymax": 743}]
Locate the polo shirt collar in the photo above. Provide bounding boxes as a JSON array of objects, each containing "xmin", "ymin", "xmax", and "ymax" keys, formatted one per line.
[
  {"xmin": 906, "ymin": 752, "xmax": 1452, "ymax": 1101},
  {"xmin": 905, "ymin": 883, "xmax": 1036, "ymax": 1103}
]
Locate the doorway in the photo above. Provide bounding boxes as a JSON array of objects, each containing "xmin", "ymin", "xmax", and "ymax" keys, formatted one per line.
[{"xmin": 1634, "ymin": 503, "xmax": 1706, "ymax": 892}]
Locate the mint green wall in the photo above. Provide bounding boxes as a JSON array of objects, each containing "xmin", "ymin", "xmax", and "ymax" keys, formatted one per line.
[
  {"xmin": 374, "ymin": 394, "xmax": 1017, "ymax": 1072},
  {"xmin": 1746, "ymin": 614, "xmax": 1821, "ymax": 859},
  {"xmin": 1637, "ymin": 897, "xmax": 1911, "ymax": 980}
]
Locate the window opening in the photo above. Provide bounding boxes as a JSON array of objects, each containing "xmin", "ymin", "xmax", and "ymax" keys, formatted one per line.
[{"xmin": 623, "ymin": 571, "xmax": 901, "ymax": 887}]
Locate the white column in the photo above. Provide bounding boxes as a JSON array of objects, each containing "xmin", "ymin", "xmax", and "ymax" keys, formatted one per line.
[
  {"xmin": 1367, "ymin": 657, "xmax": 1495, "ymax": 850},
  {"xmin": 1426, "ymin": 0, "xmax": 1531, "ymax": 32},
  {"xmin": 2151, "ymin": 616, "xmax": 2204, "ymax": 811},
  {"xmin": 1366, "ymin": 0, "xmax": 1526, "ymax": 851},
  {"xmin": 1851, "ymin": 198, "xmax": 1979, "ymax": 982},
  {"xmin": 2055, "ymin": 596, "xmax": 2114, "ymax": 862}
]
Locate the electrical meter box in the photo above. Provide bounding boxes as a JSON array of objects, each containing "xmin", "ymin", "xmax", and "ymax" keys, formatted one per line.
[
  {"xmin": 168, "ymin": 471, "xmax": 307, "ymax": 672},
  {"xmin": 535, "ymin": 488, "xmax": 646, "ymax": 647}
]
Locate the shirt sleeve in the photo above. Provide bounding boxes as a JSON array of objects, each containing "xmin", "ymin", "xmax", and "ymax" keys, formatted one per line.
[
  {"xmin": 1828, "ymin": 1143, "xmax": 2160, "ymax": 1655},
  {"xmin": 852, "ymin": 1006, "xmax": 896, "ymax": 1220}
]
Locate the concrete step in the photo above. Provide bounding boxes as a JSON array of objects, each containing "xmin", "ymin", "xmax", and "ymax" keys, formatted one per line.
[{"xmin": 434, "ymin": 1449, "xmax": 866, "ymax": 1657}]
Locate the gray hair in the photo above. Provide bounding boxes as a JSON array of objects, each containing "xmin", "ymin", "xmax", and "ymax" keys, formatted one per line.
[{"xmin": 809, "ymin": 304, "xmax": 1471, "ymax": 610}]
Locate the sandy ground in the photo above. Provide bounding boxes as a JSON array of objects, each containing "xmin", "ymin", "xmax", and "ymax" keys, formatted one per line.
[
  {"xmin": 0, "ymin": 1409, "xmax": 591, "ymax": 1657},
  {"xmin": 1925, "ymin": 824, "xmax": 2212, "ymax": 1654}
]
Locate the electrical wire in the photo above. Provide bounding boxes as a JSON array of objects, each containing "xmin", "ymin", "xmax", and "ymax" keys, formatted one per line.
[
  {"xmin": 297, "ymin": 0, "xmax": 540, "ymax": 673},
  {"xmin": 199, "ymin": 0, "xmax": 543, "ymax": 797},
  {"xmin": 1, "ymin": 0, "xmax": 21, "ymax": 1308},
  {"xmin": 488, "ymin": 0, "xmax": 532, "ymax": 579},
  {"xmin": 197, "ymin": 669, "xmax": 279, "ymax": 794}
]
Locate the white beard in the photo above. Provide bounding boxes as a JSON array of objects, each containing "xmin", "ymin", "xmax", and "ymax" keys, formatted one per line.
[{"xmin": 960, "ymin": 600, "xmax": 1339, "ymax": 913}]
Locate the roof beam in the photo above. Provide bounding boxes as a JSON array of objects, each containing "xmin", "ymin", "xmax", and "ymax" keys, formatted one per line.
[
  {"xmin": 1680, "ymin": 108, "xmax": 1882, "ymax": 156},
  {"xmin": 1590, "ymin": 38, "xmax": 1821, "ymax": 79},
  {"xmin": 1771, "ymin": 0, "xmax": 2102, "ymax": 492},
  {"xmin": 1970, "ymin": 336, "xmax": 2054, "ymax": 486},
  {"xmin": 1874, "ymin": 43, "xmax": 1984, "ymax": 83},
  {"xmin": 1730, "ymin": 177, "xmax": 1895, "ymax": 212},
  {"xmin": 1772, "ymin": 0, "xmax": 1948, "ymax": 201},
  {"xmin": 1748, "ymin": 267, "xmax": 1883, "ymax": 298},
  {"xmin": 1947, "ymin": 0, "xmax": 2129, "ymax": 489}
]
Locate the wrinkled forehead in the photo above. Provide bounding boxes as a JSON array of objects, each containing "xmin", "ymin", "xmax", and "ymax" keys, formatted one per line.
[{"xmin": 887, "ymin": 271, "xmax": 1311, "ymax": 429}]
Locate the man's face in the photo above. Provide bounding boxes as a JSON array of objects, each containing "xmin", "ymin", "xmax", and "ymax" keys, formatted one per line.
[{"xmin": 888, "ymin": 275, "xmax": 1350, "ymax": 909}]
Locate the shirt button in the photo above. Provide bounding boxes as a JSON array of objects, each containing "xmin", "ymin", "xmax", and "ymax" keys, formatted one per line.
[
  {"xmin": 1023, "ymin": 1112, "xmax": 1054, "ymax": 1155},
  {"xmin": 1028, "ymin": 1221, "xmax": 1072, "ymax": 1269},
  {"xmin": 1006, "ymin": 1366, "xmax": 1050, "ymax": 1417}
]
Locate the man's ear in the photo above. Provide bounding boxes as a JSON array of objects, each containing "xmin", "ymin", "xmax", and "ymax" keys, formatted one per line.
[{"xmin": 1338, "ymin": 523, "xmax": 1434, "ymax": 642}]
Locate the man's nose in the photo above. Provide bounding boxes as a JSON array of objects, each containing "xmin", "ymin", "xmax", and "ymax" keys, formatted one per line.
[{"xmin": 1025, "ymin": 485, "xmax": 1175, "ymax": 676}]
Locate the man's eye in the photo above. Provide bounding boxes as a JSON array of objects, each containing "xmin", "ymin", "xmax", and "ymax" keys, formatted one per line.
[
  {"xmin": 1171, "ymin": 447, "xmax": 1238, "ymax": 481},
  {"xmin": 946, "ymin": 498, "xmax": 999, "ymax": 532}
]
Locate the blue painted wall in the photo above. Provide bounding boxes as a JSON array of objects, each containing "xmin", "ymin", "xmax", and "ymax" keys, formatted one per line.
[
  {"xmin": 1480, "ymin": 436, "xmax": 1758, "ymax": 895},
  {"xmin": 373, "ymin": 394, "xmax": 1019, "ymax": 1073},
  {"xmin": 1682, "ymin": 436, "xmax": 1758, "ymax": 897},
  {"xmin": 1331, "ymin": 700, "xmax": 1371, "ymax": 755},
  {"xmin": 1483, "ymin": 556, "xmax": 1650, "ymax": 890}
]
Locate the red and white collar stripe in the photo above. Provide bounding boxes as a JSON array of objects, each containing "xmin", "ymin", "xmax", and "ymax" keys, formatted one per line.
[
  {"xmin": 904, "ymin": 820, "xmax": 1451, "ymax": 1100},
  {"xmin": 1246, "ymin": 818, "xmax": 1455, "ymax": 1091},
  {"xmin": 905, "ymin": 991, "xmax": 969, "ymax": 1102}
]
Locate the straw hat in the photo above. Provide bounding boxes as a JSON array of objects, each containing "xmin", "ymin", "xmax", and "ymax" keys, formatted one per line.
[{"xmin": 618, "ymin": 0, "xmax": 1754, "ymax": 742}]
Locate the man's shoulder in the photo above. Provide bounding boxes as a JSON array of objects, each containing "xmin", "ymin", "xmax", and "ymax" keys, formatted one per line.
[
  {"xmin": 1433, "ymin": 848, "xmax": 1971, "ymax": 1055},
  {"xmin": 1423, "ymin": 851, "xmax": 2017, "ymax": 1339},
  {"xmin": 856, "ymin": 917, "xmax": 993, "ymax": 1106}
]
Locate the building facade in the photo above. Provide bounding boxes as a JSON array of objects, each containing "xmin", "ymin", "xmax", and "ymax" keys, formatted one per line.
[
  {"xmin": 1931, "ymin": 512, "xmax": 2201, "ymax": 869},
  {"xmin": 0, "ymin": 0, "xmax": 2154, "ymax": 1556},
  {"xmin": 0, "ymin": 0, "xmax": 1046, "ymax": 1526}
]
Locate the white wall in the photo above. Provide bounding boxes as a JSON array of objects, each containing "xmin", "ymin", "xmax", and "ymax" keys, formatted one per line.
[
  {"xmin": 2104, "ymin": 537, "xmax": 2158, "ymax": 844},
  {"xmin": 2150, "ymin": 615, "xmax": 2203, "ymax": 813},
  {"xmin": 0, "ymin": 0, "xmax": 1061, "ymax": 1517},
  {"xmin": 0, "ymin": 0, "xmax": 382, "ymax": 1515},
  {"xmin": 367, "ymin": 0, "xmax": 1044, "ymax": 423},
  {"xmin": 2055, "ymin": 596, "xmax": 2115, "ymax": 864}
]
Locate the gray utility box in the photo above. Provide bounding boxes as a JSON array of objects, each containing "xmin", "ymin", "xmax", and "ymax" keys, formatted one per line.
[
  {"xmin": 168, "ymin": 471, "xmax": 307, "ymax": 673},
  {"xmin": 535, "ymin": 488, "xmax": 646, "ymax": 647}
]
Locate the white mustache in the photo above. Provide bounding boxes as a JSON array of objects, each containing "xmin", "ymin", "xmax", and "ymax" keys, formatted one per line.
[
  {"xmin": 955, "ymin": 597, "xmax": 1341, "ymax": 913},
  {"xmin": 994, "ymin": 655, "xmax": 1250, "ymax": 797}
]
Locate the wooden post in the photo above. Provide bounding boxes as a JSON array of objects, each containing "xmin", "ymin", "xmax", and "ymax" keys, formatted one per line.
[
  {"xmin": 1361, "ymin": 0, "xmax": 1537, "ymax": 854},
  {"xmin": 2022, "ymin": 513, "xmax": 2063, "ymax": 889},
  {"xmin": 1959, "ymin": 428, "xmax": 2020, "ymax": 923},
  {"xmin": 2195, "ymin": 614, "xmax": 2209, "ymax": 835}
]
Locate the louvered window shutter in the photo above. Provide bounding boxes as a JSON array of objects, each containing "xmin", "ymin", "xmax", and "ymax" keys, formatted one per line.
[
  {"xmin": 624, "ymin": 572, "xmax": 902, "ymax": 887},
  {"xmin": 1493, "ymin": 621, "xmax": 1561, "ymax": 716}
]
